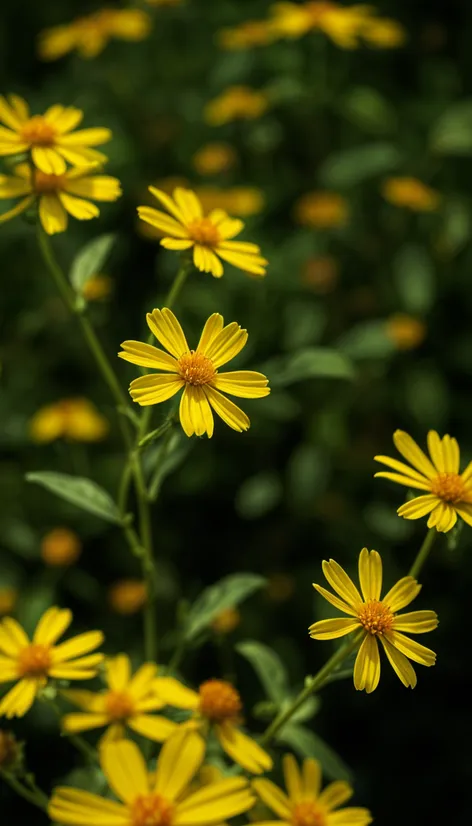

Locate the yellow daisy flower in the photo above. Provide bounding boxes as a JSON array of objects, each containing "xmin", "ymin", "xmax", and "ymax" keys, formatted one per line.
[
  {"xmin": 375, "ymin": 430, "xmax": 472, "ymax": 532},
  {"xmin": 253, "ymin": 754, "xmax": 372, "ymax": 826},
  {"xmin": 119, "ymin": 309, "xmax": 270, "ymax": 438},
  {"xmin": 309, "ymin": 549, "xmax": 438, "ymax": 693},
  {"xmin": 293, "ymin": 191, "xmax": 349, "ymax": 229},
  {"xmin": 38, "ymin": 9, "xmax": 152, "ymax": 62},
  {"xmin": 0, "ymin": 606, "xmax": 104, "ymax": 719},
  {"xmin": 29, "ymin": 398, "xmax": 109, "ymax": 443},
  {"xmin": 0, "ymin": 163, "xmax": 121, "ymax": 235},
  {"xmin": 41, "ymin": 528, "xmax": 82, "ymax": 567},
  {"xmin": 153, "ymin": 676, "xmax": 273, "ymax": 774},
  {"xmin": 0, "ymin": 94, "xmax": 111, "ymax": 174},
  {"xmin": 138, "ymin": 186, "xmax": 267, "ymax": 278},
  {"xmin": 49, "ymin": 733, "xmax": 256, "ymax": 826},
  {"xmin": 270, "ymin": 2, "xmax": 378, "ymax": 48}
]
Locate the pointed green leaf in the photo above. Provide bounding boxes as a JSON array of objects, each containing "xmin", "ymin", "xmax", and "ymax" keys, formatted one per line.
[
  {"xmin": 184, "ymin": 574, "xmax": 266, "ymax": 641},
  {"xmin": 236, "ymin": 640, "xmax": 289, "ymax": 704},
  {"xmin": 70, "ymin": 234, "xmax": 116, "ymax": 293},
  {"xmin": 26, "ymin": 472, "xmax": 121, "ymax": 524}
]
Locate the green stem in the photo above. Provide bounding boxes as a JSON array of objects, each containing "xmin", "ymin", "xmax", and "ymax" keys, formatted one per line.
[
  {"xmin": 164, "ymin": 259, "xmax": 192, "ymax": 309},
  {"xmin": 0, "ymin": 770, "xmax": 48, "ymax": 811},
  {"xmin": 408, "ymin": 528, "xmax": 437, "ymax": 580},
  {"xmin": 43, "ymin": 695, "xmax": 98, "ymax": 763}
]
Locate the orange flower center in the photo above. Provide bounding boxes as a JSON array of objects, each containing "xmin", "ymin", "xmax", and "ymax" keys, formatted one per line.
[
  {"xmin": 17, "ymin": 644, "xmax": 52, "ymax": 678},
  {"xmin": 430, "ymin": 472, "xmax": 467, "ymax": 504},
  {"xmin": 292, "ymin": 801, "xmax": 326, "ymax": 826},
  {"xmin": 21, "ymin": 116, "xmax": 57, "ymax": 146},
  {"xmin": 187, "ymin": 217, "xmax": 221, "ymax": 247},
  {"xmin": 33, "ymin": 171, "xmax": 65, "ymax": 193},
  {"xmin": 130, "ymin": 794, "xmax": 174, "ymax": 826},
  {"xmin": 357, "ymin": 600, "xmax": 393, "ymax": 636},
  {"xmin": 177, "ymin": 351, "xmax": 216, "ymax": 386},
  {"xmin": 198, "ymin": 679, "xmax": 242, "ymax": 722},
  {"xmin": 104, "ymin": 690, "xmax": 135, "ymax": 721}
]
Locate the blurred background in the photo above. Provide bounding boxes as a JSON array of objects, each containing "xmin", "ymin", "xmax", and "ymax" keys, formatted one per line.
[{"xmin": 1, "ymin": 0, "xmax": 471, "ymax": 823}]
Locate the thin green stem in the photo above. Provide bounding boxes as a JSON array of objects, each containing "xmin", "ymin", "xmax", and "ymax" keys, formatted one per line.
[
  {"xmin": 164, "ymin": 259, "xmax": 192, "ymax": 309},
  {"xmin": 0, "ymin": 770, "xmax": 48, "ymax": 811},
  {"xmin": 408, "ymin": 528, "xmax": 437, "ymax": 580}
]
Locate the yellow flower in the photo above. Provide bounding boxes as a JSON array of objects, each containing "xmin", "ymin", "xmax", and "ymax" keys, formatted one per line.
[
  {"xmin": 218, "ymin": 21, "xmax": 277, "ymax": 50},
  {"xmin": 50, "ymin": 733, "xmax": 255, "ymax": 826},
  {"xmin": 119, "ymin": 309, "xmax": 270, "ymax": 438},
  {"xmin": 385, "ymin": 314, "xmax": 426, "ymax": 351},
  {"xmin": 270, "ymin": 2, "xmax": 326, "ymax": 38},
  {"xmin": 302, "ymin": 256, "xmax": 339, "ymax": 293},
  {"xmin": 138, "ymin": 187, "xmax": 267, "ymax": 277},
  {"xmin": 29, "ymin": 398, "xmax": 109, "ymax": 442},
  {"xmin": 294, "ymin": 191, "xmax": 349, "ymax": 228},
  {"xmin": 362, "ymin": 18, "xmax": 407, "ymax": 48},
  {"xmin": 0, "ymin": 589, "xmax": 17, "ymax": 617},
  {"xmin": 309, "ymin": 548, "xmax": 438, "ymax": 693},
  {"xmin": 196, "ymin": 187, "xmax": 265, "ymax": 218},
  {"xmin": 253, "ymin": 754, "xmax": 372, "ymax": 826},
  {"xmin": 211, "ymin": 608, "xmax": 241, "ymax": 635},
  {"xmin": 153, "ymin": 677, "xmax": 273, "ymax": 774},
  {"xmin": 375, "ymin": 430, "xmax": 472, "ymax": 532},
  {"xmin": 381, "ymin": 177, "xmax": 440, "ymax": 212},
  {"xmin": 0, "ymin": 95, "xmax": 111, "ymax": 174},
  {"xmin": 192, "ymin": 143, "xmax": 237, "ymax": 176},
  {"xmin": 82, "ymin": 274, "xmax": 113, "ymax": 301},
  {"xmin": 40, "ymin": 528, "xmax": 82, "ymax": 567},
  {"xmin": 270, "ymin": 2, "xmax": 378, "ymax": 48},
  {"xmin": 0, "ymin": 164, "xmax": 121, "ymax": 235},
  {"xmin": 204, "ymin": 86, "xmax": 270, "ymax": 126},
  {"xmin": 108, "ymin": 580, "xmax": 148, "ymax": 615},
  {"xmin": 0, "ymin": 606, "xmax": 104, "ymax": 718},
  {"xmin": 38, "ymin": 9, "xmax": 152, "ymax": 61},
  {"xmin": 62, "ymin": 654, "xmax": 176, "ymax": 745}
]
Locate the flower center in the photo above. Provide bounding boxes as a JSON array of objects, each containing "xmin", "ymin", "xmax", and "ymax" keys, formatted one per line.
[
  {"xmin": 17, "ymin": 644, "xmax": 52, "ymax": 678},
  {"xmin": 33, "ymin": 171, "xmax": 65, "ymax": 193},
  {"xmin": 198, "ymin": 679, "xmax": 242, "ymax": 723},
  {"xmin": 21, "ymin": 116, "xmax": 57, "ymax": 146},
  {"xmin": 292, "ymin": 801, "xmax": 326, "ymax": 826},
  {"xmin": 177, "ymin": 351, "xmax": 216, "ymax": 386},
  {"xmin": 430, "ymin": 472, "xmax": 467, "ymax": 504},
  {"xmin": 307, "ymin": 2, "xmax": 337, "ymax": 23},
  {"xmin": 130, "ymin": 794, "xmax": 174, "ymax": 826},
  {"xmin": 104, "ymin": 690, "xmax": 135, "ymax": 721},
  {"xmin": 187, "ymin": 217, "xmax": 221, "ymax": 247},
  {"xmin": 357, "ymin": 599, "xmax": 393, "ymax": 636}
]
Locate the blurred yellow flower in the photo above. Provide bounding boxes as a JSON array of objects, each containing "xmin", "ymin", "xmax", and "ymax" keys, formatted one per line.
[
  {"xmin": 381, "ymin": 177, "xmax": 440, "ymax": 212},
  {"xmin": 0, "ymin": 588, "xmax": 17, "ymax": 617},
  {"xmin": 0, "ymin": 164, "xmax": 121, "ymax": 235},
  {"xmin": 153, "ymin": 676, "xmax": 273, "ymax": 773},
  {"xmin": 302, "ymin": 256, "xmax": 339, "ymax": 293},
  {"xmin": 108, "ymin": 580, "xmax": 148, "ymax": 615},
  {"xmin": 363, "ymin": 18, "xmax": 407, "ymax": 48},
  {"xmin": 204, "ymin": 86, "xmax": 270, "ymax": 126},
  {"xmin": 0, "ymin": 95, "xmax": 111, "ymax": 174},
  {"xmin": 41, "ymin": 528, "xmax": 82, "ymax": 567},
  {"xmin": 254, "ymin": 754, "xmax": 372, "ymax": 826},
  {"xmin": 62, "ymin": 653, "xmax": 176, "ymax": 744},
  {"xmin": 211, "ymin": 607, "xmax": 241, "ymax": 634},
  {"xmin": 81, "ymin": 273, "xmax": 114, "ymax": 301},
  {"xmin": 138, "ymin": 186, "xmax": 267, "ymax": 277},
  {"xmin": 119, "ymin": 309, "xmax": 270, "ymax": 438},
  {"xmin": 146, "ymin": 0, "xmax": 182, "ymax": 5},
  {"xmin": 218, "ymin": 20, "xmax": 277, "ymax": 50},
  {"xmin": 271, "ymin": 2, "xmax": 378, "ymax": 48},
  {"xmin": 196, "ymin": 186, "xmax": 265, "ymax": 217},
  {"xmin": 0, "ymin": 606, "xmax": 104, "ymax": 718},
  {"xmin": 294, "ymin": 191, "xmax": 349, "ymax": 228},
  {"xmin": 38, "ymin": 9, "xmax": 152, "ymax": 61},
  {"xmin": 29, "ymin": 398, "xmax": 109, "ymax": 443},
  {"xmin": 375, "ymin": 430, "xmax": 472, "ymax": 532},
  {"xmin": 192, "ymin": 142, "xmax": 237, "ymax": 176},
  {"xmin": 310, "ymin": 549, "xmax": 438, "ymax": 693},
  {"xmin": 385, "ymin": 314, "xmax": 426, "ymax": 351}
]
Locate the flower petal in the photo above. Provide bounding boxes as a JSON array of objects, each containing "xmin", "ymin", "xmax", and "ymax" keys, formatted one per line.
[
  {"xmin": 252, "ymin": 778, "xmax": 291, "ymax": 818},
  {"xmin": 152, "ymin": 677, "xmax": 200, "ymax": 709},
  {"xmin": 353, "ymin": 634, "xmax": 380, "ymax": 693},
  {"xmin": 149, "ymin": 186, "xmax": 187, "ymax": 224},
  {"xmin": 382, "ymin": 576, "xmax": 421, "ymax": 612},
  {"xmin": 101, "ymin": 739, "xmax": 149, "ymax": 803},
  {"xmin": 318, "ymin": 780, "xmax": 353, "ymax": 811},
  {"xmin": 52, "ymin": 631, "xmax": 104, "ymax": 663},
  {"xmin": 0, "ymin": 678, "xmax": 38, "ymax": 718},
  {"xmin": 197, "ymin": 314, "xmax": 225, "ymax": 356},
  {"xmin": 58, "ymin": 191, "xmax": 99, "ymax": 221},
  {"xmin": 119, "ymin": 340, "xmax": 179, "ymax": 372},
  {"xmin": 128, "ymin": 714, "xmax": 177, "ymax": 742},
  {"xmin": 179, "ymin": 385, "xmax": 214, "ymax": 438},
  {"xmin": 427, "ymin": 502, "xmax": 457, "ymax": 533},
  {"xmin": 216, "ymin": 723, "xmax": 273, "ymax": 774},
  {"xmin": 155, "ymin": 728, "xmax": 205, "ymax": 799},
  {"xmin": 393, "ymin": 430, "xmax": 437, "ymax": 478},
  {"xmin": 0, "ymin": 95, "xmax": 24, "ymax": 130},
  {"xmin": 146, "ymin": 308, "xmax": 189, "ymax": 358},
  {"xmin": 282, "ymin": 754, "xmax": 303, "ymax": 801},
  {"xmin": 138, "ymin": 206, "xmax": 189, "ymax": 238},
  {"xmin": 106, "ymin": 655, "xmax": 131, "ymax": 692},
  {"xmin": 312, "ymin": 584, "xmax": 357, "ymax": 617},
  {"xmin": 62, "ymin": 713, "xmax": 109, "ymax": 733},
  {"xmin": 48, "ymin": 787, "xmax": 127, "ymax": 826},
  {"xmin": 204, "ymin": 322, "xmax": 248, "ymax": 368},
  {"xmin": 308, "ymin": 618, "xmax": 360, "ymax": 640},
  {"xmin": 47, "ymin": 107, "xmax": 83, "ymax": 132},
  {"xmin": 32, "ymin": 146, "xmax": 66, "ymax": 175},
  {"xmin": 217, "ymin": 246, "xmax": 267, "ymax": 276},
  {"xmin": 34, "ymin": 607, "xmax": 72, "ymax": 645},
  {"xmin": 129, "ymin": 374, "xmax": 183, "ymax": 406},
  {"xmin": 128, "ymin": 662, "xmax": 158, "ymax": 698},
  {"xmin": 454, "ymin": 503, "xmax": 472, "ymax": 527},
  {"xmin": 0, "ymin": 617, "xmax": 30, "ymax": 654},
  {"xmin": 39, "ymin": 193, "xmax": 68, "ymax": 235},
  {"xmin": 373, "ymin": 454, "xmax": 431, "ymax": 486},
  {"xmin": 392, "ymin": 610, "xmax": 438, "ymax": 634},
  {"xmin": 175, "ymin": 777, "xmax": 255, "ymax": 825},
  {"xmin": 358, "ymin": 548, "xmax": 382, "ymax": 602},
  {"xmin": 321, "ymin": 560, "xmax": 363, "ymax": 611},
  {"xmin": 216, "ymin": 219, "xmax": 245, "ymax": 239},
  {"xmin": 59, "ymin": 127, "xmax": 111, "ymax": 146},
  {"xmin": 64, "ymin": 174, "xmax": 121, "ymax": 201},
  {"xmin": 0, "ymin": 172, "xmax": 32, "ymax": 197},
  {"xmin": 397, "ymin": 495, "xmax": 438, "ymax": 519},
  {"xmin": 204, "ymin": 386, "xmax": 250, "ymax": 433},
  {"xmin": 174, "ymin": 187, "xmax": 202, "ymax": 222},
  {"xmin": 161, "ymin": 238, "xmax": 194, "ymax": 250},
  {"xmin": 303, "ymin": 758, "xmax": 321, "ymax": 798},
  {"xmin": 386, "ymin": 631, "xmax": 436, "ymax": 666},
  {"xmin": 0, "ymin": 195, "xmax": 35, "ymax": 225},
  {"xmin": 212, "ymin": 370, "xmax": 270, "ymax": 399},
  {"xmin": 378, "ymin": 636, "xmax": 417, "ymax": 689}
]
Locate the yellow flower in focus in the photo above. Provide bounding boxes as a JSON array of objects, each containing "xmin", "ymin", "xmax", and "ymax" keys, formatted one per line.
[
  {"xmin": 375, "ymin": 430, "xmax": 472, "ymax": 532},
  {"xmin": 385, "ymin": 314, "xmax": 426, "ymax": 351},
  {"xmin": 362, "ymin": 18, "xmax": 407, "ymax": 48},
  {"xmin": 0, "ymin": 95, "xmax": 111, "ymax": 174},
  {"xmin": 38, "ymin": 9, "xmax": 152, "ymax": 61},
  {"xmin": 108, "ymin": 580, "xmax": 148, "ymax": 615},
  {"xmin": 62, "ymin": 654, "xmax": 176, "ymax": 744},
  {"xmin": 0, "ymin": 606, "xmax": 104, "ymax": 718},
  {"xmin": 302, "ymin": 256, "xmax": 339, "ymax": 293},
  {"xmin": 218, "ymin": 21, "xmax": 277, "ymax": 50},
  {"xmin": 211, "ymin": 607, "xmax": 241, "ymax": 635},
  {"xmin": 204, "ymin": 86, "xmax": 270, "ymax": 126},
  {"xmin": 29, "ymin": 398, "xmax": 109, "ymax": 443},
  {"xmin": 381, "ymin": 177, "xmax": 440, "ymax": 212},
  {"xmin": 153, "ymin": 677, "xmax": 273, "ymax": 774},
  {"xmin": 294, "ymin": 192, "xmax": 349, "ymax": 229},
  {"xmin": 0, "ymin": 164, "xmax": 121, "ymax": 235},
  {"xmin": 82, "ymin": 274, "xmax": 113, "ymax": 301},
  {"xmin": 254, "ymin": 754, "xmax": 372, "ymax": 826},
  {"xmin": 192, "ymin": 143, "xmax": 237, "ymax": 176},
  {"xmin": 138, "ymin": 187, "xmax": 267, "ymax": 277},
  {"xmin": 0, "ymin": 589, "xmax": 17, "ymax": 617},
  {"xmin": 196, "ymin": 187, "xmax": 265, "ymax": 218},
  {"xmin": 41, "ymin": 528, "xmax": 82, "ymax": 567},
  {"xmin": 119, "ymin": 309, "xmax": 270, "ymax": 438},
  {"xmin": 309, "ymin": 549, "xmax": 438, "ymax": 693}
]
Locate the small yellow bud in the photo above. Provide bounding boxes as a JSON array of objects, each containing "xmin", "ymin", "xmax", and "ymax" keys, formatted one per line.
[
  {"xmin": 41, "ymin": 528, "xmax": 82, "ymax": 566},
  {"xmin": 211, "ymin": 607, "xmax": 241, "ymax": 635},
  {"xmin": 108, "ymin": 580, "xmax": 147, "ymax": 615},
  {"xmin": 0, "ymin": 587, "xmax": 18, "ymax": 616}
]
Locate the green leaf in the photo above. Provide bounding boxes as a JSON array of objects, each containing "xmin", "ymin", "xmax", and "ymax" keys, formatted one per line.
[
  {"xmin": 319, "ymin": 143, "xmax": 402, "ymax": 188},
  {"xmin": 147, "ymin": 431, "xmax": 192, "ymax": 500},
  {"xmin": 235, "ymin": 472, "xmax": 283, "ymax": 519},
  {"xmin": 26, "ymin": 472, "xmax": 121, "ymax": 524},
  {"xmin": 277, "ymin": 724, "xmax": 352, "ymax": 781},
  {"xmin": 393, "ymin": 244, "xmax": 435, "ymax": 313},
  {"xmin": 266, "ymin": 348, "xmax": 355, "ymax": 387},
  {"xmin": 340, "ymin": 86, "xmax": 397, "ymax": 134},
  {"xmin": 184, "ymin": 573, "xmax": 266, "ymax": 641},
  {"xmin": 236, "ymin": 640, "xmax": 289, "ymax": 704},
  {"xmin": 430, "ymin": 100, "xmax": 472, "ymax": 155},
  {"xmin": 438, "ymin": 197, "xmax": 472, "ymax": 256},
  {"xmin": 337, "ymin": 320, "xmax": 394, "ymax": 360},
  {"xmin": 70, "ymin": 234, "xmax": 116, "ymax": 293},
  {"xmin": 287, "ymin": 444, "xmax": 329, "ymax": 509}
]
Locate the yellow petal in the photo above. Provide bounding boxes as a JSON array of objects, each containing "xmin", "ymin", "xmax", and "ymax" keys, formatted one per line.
[
  {"xmin": 59, "ymin": 191, "xmax": 98, "ymax": 220},
  {"xmin": 282, "ymin": 753, "xmax": 303, "ymax": 801},
  {"xmin": 427, "ymin": 502, "xmax": 457, "ymax": 532},
  {"xmin": 397, "ymin": 495, "xmax": 438, "ymax": 519},
  {"xmin": 212, "ymin": 371, "xmax": 270, "ymax": 399},
  {"xmin": 358, "ymin": 548, "xmax": 382, "ymax": 602},
  {"xmin": 0, "ymin": 173, "xmax": 32, "ymax": 197},
  {"xmin": 252, "ymin": 778, "xmax": 291, "ymax": 818},
  {"xmin": 106, "ymin": 654, "xmax": 131, "ymax": 691},
  {"xmin": 382, "ymin": 576, "xmax": 421, "ymax": 612},
  {"xmin": 155, "ymin": 728, "xmax": 205, "ymax": 799},
  {"xmin": 312, "ymin": 584, "xmax": 358, "ymax": 617},
  {"xmin": 454, "ymin": 503, "xmax": 472, "ymax": 527},
  {"xmin": 204, "ymin": 385, "xmax": 250, "ymax": 433},
  {"xmin": 31, "ymin": 146, "xmax": 66, "ymax": 175},
  {"xmin": 216, "ymin": 722, "xmax": 273, "ymax": 774},
  {"xmin": 318, "ymin": 780, "xmax": 353, "ymax": 810},
  {"xmin": 161, "ymin": 238, "xmax": 194, "ymax": 250},
  {"xmin": 119, "ymin": 340, "xmax": 179, "ymax": 372},
  {"xmin": 321, "ymin": 559, "xmax": 362, "ymax": 611},
  {"xmin": 379, "ymin": 636, "xmax": 417, "ymax": 689},
  {"xmin": 62, "ymin": 712, "xmax": 109, "ymax": 733},
  {"xmin": 302, "ymin": 758, "xmax": 321, "ymax": 798},
  {"xmin": 392, "ymin": 610, "xmax": 438, "ymax": 634},
  {"xmin": 0, "ymin": 617, "xmax": 30, "ymax": 653},
  {"xmin": 149, "ymin": 186, "xmax": 187, "ymax": 224},
  {"xmin": 0, "ymin": 678, "xmax": 38, "ymax": 718},
  {"xmin": 152, "ymin": 677, "xmax": 200, "ymax": 709},
  {"xmin": 309, "ymin": 617, "xmax": 360, "ymax": 640},
  {"xmin": 138, "ymin": 206, "xmax": 189, "ymax": 238},
  {"xmin": 175, "ymin": 778, "xmax": 255, "ymax": 824},
  {"xmin": 46, "ymin": 106, "xmax": 83, "ymax": 131},
  {"xmin": 34, "ymin": 607, "xmax": 72, "ymax": 645},
  {"xmin": 146, "ymin": 308, "xmax": 189, "ymax": 358},
  {"xmin": 101, "ymin": 739, "xmax": 149, "ymax": 803},
  {"xmin": 128, "ymin": 662, "xmax": 158, "ymax": 698},
  {"xmin": 217, "ymin": 246, "xmax": 268, "ymax": 276},
  {"xmin": 353, "ymin": 634, "xmax": 380, "ymax": 693},
  {"xmin": 64, "ymin": 174, "xmax": 121, "ymax": 202},
  {"xmin": 442, "ymin": 434, "xmax": 460, "ymax": 474},
  {"xmin": 0, "ymin": 95, "xmax": 24, "ymax": 130},
  {"xmin": 61, "ymin": 688, "xmax": 104, "ymax": 712},
  {"xmin": 216, "ymin": 219, "xmax": 245, "ymax": 240},
  {"xmin": 129, "ymin": 714, "xmax": 177, "ymax": 742},
  {"xmin": 174, "ymin": 187, "xmax": 203, "ymax": 222},
  {"xmin": 59, "ymin": 127, "xmax": 111, "ymax": 146},
  {"xmin": 0, "ymin": 195, "xmax": 35, "ymax": 225},
  {"xmin": 52, "ymin": 631, "xmax": 104, "ymax": 663},
  {"xmin": 373, "ymin": 454, "xmax": 430, "ymax": 487},
  {"xmin": 48, "ymin": 787, "xmax": 127, "ymax": 826},
  {"xmin": 392, "ymin": 430, "xmax": 436, "ymax": 479},
  {"xmin": 204, "ymin": 322, "xmax": 248, "ymax": 368},
  {"xmin": 386, "ymin": 631, "xmax": 436, "ymax": 666},
  {"xmin": 0, "ymin": 658, "xmax": 20, "ymax": 682},
  {"xmin": 129, "ymin": 374, "xmax": 183, "ymax": 406},
  {"xmin": 39, "ymin": 193, "xmax": 68, "ymax": 235},
  {"xmin": 328, "ymin": 808, "xmax": 372, "ymax": 825},
  {"xmin": 197, "ymin": 314, "xmax": 225, "ymax": 356},
  {"xmin": 179, "ymin": 386, "xmax": 214, "ymax": 438}
]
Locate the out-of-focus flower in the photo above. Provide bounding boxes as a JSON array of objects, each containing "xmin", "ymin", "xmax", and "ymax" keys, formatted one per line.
[
  {"xmin": 381, "ymin": 177, "xmax": 440, "ymax": 212},
  {"xmin": 108, "ymin": 580, "xmax": 148, "ymax": 615},
  {"xmin": 192, "ymin": 143, "xmax": 237, "ymax": 176},
  {"xmin": 254, "ymin": 754, "xmax": 372, "ymax": 826},
  {"xmin": 41, "ymin": 528, "xmax": 82, "ymax": 567},
  {"xmin": 294, "ymin": 191, "xmax": 349, "ymax": 228},
  {"xmin": 363, "ymin": 18, "xmax": 407, "ymax": 48},
  {"xmin": 0, "ymin": 95, "xmax": 111, "ymax": 174},
  {"xmin": 211, "ymin": 607, "xmax": 241, "ymax": 634},
  {"xmin": 146, "ymin": 0, "xmax": 182, "ymax": 5},
  {"xmin": 270, "ymin": 2, "xmax": 379, "ymax": 48},
  {"xmin": 302, "ymin": 256, "xmax": 339, "ymax": 293},
  {"xmin": 81, "ymin": 274, "xmax": 114, "ymax": 301},
  {"xmin": 385, "ymin": 314, "xmax": 426, "ymax": 350},
  {"xmin": 309, "ymin": 549, "xmax": 438, "ymax": 693},
  {"xmin": 0, "ymin": 164, "xmax": 121, "ymax": 235},
  {"xmin": 0, "ymin": 589, "xmax": 17, "ymax": 617},
  {"xmin": 0, "ymin": 730, "xmax": 20, "ymax": 770},
  {"xmin": 38, "ymin": 9, "xmax": 152, "ymax": 61},
  {"xmin": 29, "ymin": 398, "xmax": 109, "ymax": 443},
  {"xmin": 138, "ymin": 186, "xmax": 267, "ymax": 277},
  {"xmin": 265, "ymin": 573, "xmax": 295, "ymax": 602},
  {"xmin": 62, "ymin": 654, "xmax": 176, "ymax": 744},
  {"xmin": 153, "ymin": 677, "xmax": 273, "ymax": 774},
  {"xmin": 119, "ymin": 309, "xmax": 270, "ymax": 438},
  {"xmin": 218, "ymin": 20, "xmax": 277, "ymax": 50},
  {"xmin": 375, "ymin": 430, "xmax": 472, "ymax": 532},
  {"xmin": 196, "ymin": 186, "xmax": 265, "ymax": 217},
  {"xmin": 0, "ymin": 606, "xmax": 104, "ymax": 718},
  {"xmin": 204, "ymin": 86, "xmax": 270, "ymax": 126}
]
